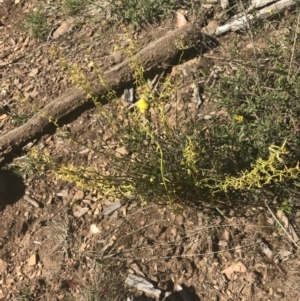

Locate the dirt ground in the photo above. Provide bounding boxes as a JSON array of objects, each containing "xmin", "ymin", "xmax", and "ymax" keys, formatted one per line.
[{"xmin": 1, "ymin": 0, "xmax": 300, "ymax": 300}]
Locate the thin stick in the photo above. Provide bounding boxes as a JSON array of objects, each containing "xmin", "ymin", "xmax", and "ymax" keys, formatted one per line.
[
  {"xmin": 266, "ymin": 203, "xmax": 300, "ymax": 250},
  {"xmin": 288, "ymin": 10, "xmax": 300, "ymax": 80}
]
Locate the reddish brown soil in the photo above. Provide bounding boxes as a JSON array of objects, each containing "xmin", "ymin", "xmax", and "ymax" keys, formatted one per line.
[{"xmin": 1, "ymin": 1, "xmax": 300, "ymax": 300}]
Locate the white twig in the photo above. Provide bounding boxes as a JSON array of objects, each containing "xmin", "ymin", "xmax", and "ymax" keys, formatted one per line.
[
  {"xmin": 216, "ymin": 0, "xmax": 297, "ymax": 35},
  {"xmin": 288, "ymin": 10, "xmax": 300, "ymax": 79}
]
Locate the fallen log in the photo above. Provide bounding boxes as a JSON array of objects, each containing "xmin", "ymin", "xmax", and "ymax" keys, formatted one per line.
[{"xmin": 0, "ymin": 23, "xmax": 208, "ymax": 164}]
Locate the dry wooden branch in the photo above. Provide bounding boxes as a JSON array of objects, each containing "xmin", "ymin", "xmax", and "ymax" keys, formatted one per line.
[
  {"xmin": 216, "ymin": 0, "xmax": 297, "ymax": 35},
  {"xmin": 0, "ymin": 23, "xmax": 206, "ymax": 164}
]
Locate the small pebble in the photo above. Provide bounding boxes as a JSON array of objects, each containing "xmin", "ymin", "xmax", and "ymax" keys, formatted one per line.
[
  {"xmin": 176, "ymin": 215, "xmax": 185, "ymax": 226},
  {"xmin": 274, "ymin": 291, "xmax": 284, "ymax": 300}
]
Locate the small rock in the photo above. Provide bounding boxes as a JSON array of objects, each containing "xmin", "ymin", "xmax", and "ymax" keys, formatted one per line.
[
  {"xmin": 125, "ymin": 274, "xmax": 161, "ymax": 298},
  {"xmin": 28, "ymin": 68, "xmax": 39, "ymax": 77},
  {"xmin": 274, "ymin": 291, "xmax": 284, "ymax": 300},
  {"xmin": 90, "ymin": 224, "xmax": 100, "ymax": 234},
  {"xmin": 111, "ymin": 51, "xmax": 122, "ymax": 63},
  {"xmin": 57, "ymin": 190, "xmax": 69, "ymax": 198},
  {"xmin": 28, "ymin": 254, "xmax": 37, "ymax": 266},
  {"xmin": 176, "ymin": 215, "xmax": 185, "ymax": 226},
  {"xmin": 0, "ymin": 259, "xmax": 7, "ymax": 273},
  {"xmin": 171, "ymin": 228, "xmax": 177, "ymax": 236},
  {"xmin": 115, "ymin": 146, "xmax": 127, "ymax": 157},
  {"xmin": 52, "ymin": 22, "xmax": 70, "ymax": 39}
]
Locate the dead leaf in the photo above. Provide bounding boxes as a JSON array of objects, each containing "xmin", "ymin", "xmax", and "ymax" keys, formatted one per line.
[
  {"xmin": 57, "ymin": 190, "xmax": 69, "ymax": 198},
  {"xmin": 202, "ymin": 20, "xmax": 219, "ymax": 35},
  {"xmin": 102, "ymin": 201, "xmax": 121, "ymax": 215},
  {"xmin": 80, "ymin": 243, "xmax": 87, "ymax": 252},
  {"xmin": 121, "ymin": 206, "xmax": 127, "ymax": 217},
  {"xmin": 115, "ymin": 146, "xmax": 127, "ymax": 156},
  {"xmin": 176, "ymin": 11, "xmax": 187, "ymax": 28},
  {"xmin": 24, "ymin": 84, "xmax": 34, "ymax": 92},
  {"xmin": 93, "ymin": 207, "xmax": 100, "ymax": 216},
  {"xmin": 202, "ymin": 4, "xmax": 213, "ymax": 8},
  {"xmin": 261, "ymin": 243, "xmax": 273, "ymax": 259},
  {"xmin": 52, "ymin": 22, "xmax": 70, "ymax": 39},
  {"xmin": 223, "ymin": 229, "xmax": 231, "ymax": 241},
  {"xmin": 222, "ymin": 261, "xmax": 247, "ymax": 278},
  {"xmin": 129, "ymin": 263, "xmax": 145, "ymax": 277},
  {"xmin": 29, "ymin": 89, "xmax": 39, "ymax": 98},
  {"xmin": 23, "ymin": 36, "xmax": 29, "ymax": 46},
  {"xmin": 79, "ymin": 148, "xmax": 90, "ymax": 154},
  {"xmin": 73, "ymin": 206, "xmax": 89, "ymax": 218},
  {"xmin": 72, "ymin": 190, "xmax": 84, "ymax": 203},
  {"xmin": 277, "ymin": 210, "xmax": 300, "ymax": 242},
  {"xmin": 22, "ymin": 141, "xmax": 35, "ymax": 151},
  {"xmin": 102, "ymin": 235, "xmax": 116, "ymax": 252},
  {"xmin": 221, "ymin": 0, "xmax": 229, "ymax": 9},
  {"xmin": 235, "ymin": 245, "xmax": 243, "ymax": 256},
  {"xmin": 246, "ymin": 42, "xmax": 255, "ymax": 49},
  {"xmin": 29, "ymin": 68, "xmax": 39, "ymax": 77}
]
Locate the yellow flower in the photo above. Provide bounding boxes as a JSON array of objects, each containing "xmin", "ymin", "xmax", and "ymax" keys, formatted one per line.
[
  {"xmin": 136, "ymin": 98, "xmax": 149, "ymax": 113},
  {"xmin": 235, "ymin": 115, "xmax": 243, "ymax": 122}
]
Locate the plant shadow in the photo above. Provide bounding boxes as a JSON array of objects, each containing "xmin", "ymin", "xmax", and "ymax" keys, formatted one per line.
[{"xmin": 0, "ymin": 170, "xmax": 26, "ymax": 210}]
